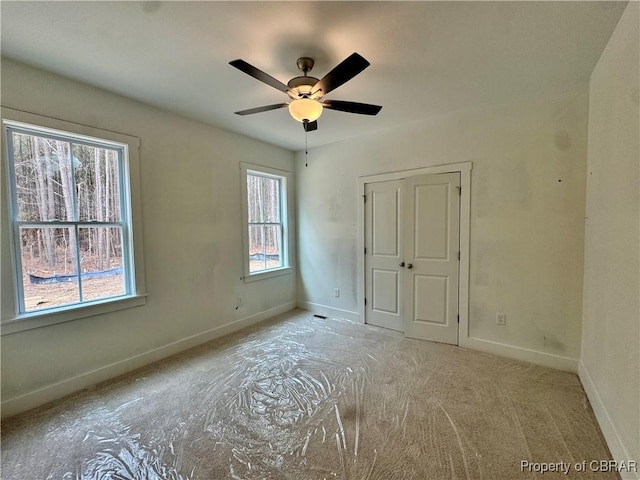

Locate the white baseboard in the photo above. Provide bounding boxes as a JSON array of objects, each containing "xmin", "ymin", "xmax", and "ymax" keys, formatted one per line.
[
  {"xmin": 579, "ymin": 361, "xmax": 640, "ymax": 480},
  {"xmin": 296, "ymin": 300, "xmax": 361, "ymax": 323},
  {"xmin": 460, "ymin": 336, "xmax": 579, "ymax": 373},
  {"xmin": 1, "ymin": 301, "xmax": 296, "ymax": 419},
  {"xmin": 297, "ymin": 302, "xmax": 579, "ymax": 373}
]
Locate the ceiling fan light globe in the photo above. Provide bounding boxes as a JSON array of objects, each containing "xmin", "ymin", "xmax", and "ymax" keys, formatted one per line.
[{"xmin": 288, "ymin": 98, "xmax": 323, "ymax": 123}]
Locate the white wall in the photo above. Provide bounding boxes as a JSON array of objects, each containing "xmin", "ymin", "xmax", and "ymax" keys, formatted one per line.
[
  {"xmin": 296, "ymin": 87, "xmax": 589, "ymax": 370},
  {"xmin": 580, "ymin": 2, "xmax": 640, "ymax": 477},
  {"xmin": 0, "ymin": 58, "xmax": 296, "ymax": 417}
]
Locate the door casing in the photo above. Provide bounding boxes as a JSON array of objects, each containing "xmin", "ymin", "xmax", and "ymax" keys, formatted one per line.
[{"xmin": 357, "ymin": 162, "xmax": 472, "ymax": 343}]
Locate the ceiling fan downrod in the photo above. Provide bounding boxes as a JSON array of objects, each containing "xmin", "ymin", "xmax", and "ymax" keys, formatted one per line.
[{"xmin": 288, "ymin": 57, "xmax": 320, "ymax": 100}]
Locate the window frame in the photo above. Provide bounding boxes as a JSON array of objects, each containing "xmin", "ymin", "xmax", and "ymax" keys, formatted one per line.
[
  {"xmin": 1, "ymin": 108, "xmax": 146, "ymax": 335},
  {"xmin": 240, "ymin": 162, "xmax": 293, "ymax": 282}
]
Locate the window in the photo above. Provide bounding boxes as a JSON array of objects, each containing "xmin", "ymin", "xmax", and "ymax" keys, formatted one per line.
[
  {"xmin": 240, "ymin": 163, "xmax": 292, "ymax": 281},
  {"xmin": 2, "ymin": 108, "xmax": 145, "ymax": 333}
]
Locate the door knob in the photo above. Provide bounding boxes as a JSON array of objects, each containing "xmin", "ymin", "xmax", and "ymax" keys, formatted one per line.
[
  {"xmin": 406, "ymin": 263, "xmax": 413, "ymax": 269},
  {"xmin": 399, "ymin": 262, "xmax": 405, "ymax": 267}
]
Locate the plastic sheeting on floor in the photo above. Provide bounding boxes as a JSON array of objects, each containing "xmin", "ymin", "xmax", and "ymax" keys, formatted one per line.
[{"xmin": 1, "ymin": 310, "xmax": 618, "ymax": 479}]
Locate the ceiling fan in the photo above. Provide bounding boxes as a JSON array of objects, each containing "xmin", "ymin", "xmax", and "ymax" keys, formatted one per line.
[{"xmin": 229, "ymin": 53, "xmax": 382, "ymax": 132}]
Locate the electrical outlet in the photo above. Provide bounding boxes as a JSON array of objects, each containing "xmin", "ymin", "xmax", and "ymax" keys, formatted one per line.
[
  {"xmin": 334, "ymin": 288, "xmax": 340, "ymax": 298},
  {"xmin": 496, "ymin": 313, "xmax": 506, "ymax": 325}
]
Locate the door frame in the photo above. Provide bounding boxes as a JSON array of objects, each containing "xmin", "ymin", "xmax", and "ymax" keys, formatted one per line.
[{"xmin": 357, "ymin": 162, "xmax": 472, "ymax": 345}]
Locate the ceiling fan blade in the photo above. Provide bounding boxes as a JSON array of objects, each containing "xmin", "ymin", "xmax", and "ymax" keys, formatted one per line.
[
  {"xmin": 312, "ymin": 53, "xmax": 370, "ymax": 96},
  {"xmin": 234, "ymin": 103, "xmax": 288, "ymax": 115},
  {"xmin": 322, "ymin": 100, "xmax": 382, "ymax": 116},
  {"xmin": 229, "ymin": 59, "xmax": 290, "ymax": 93},
  {"xmin": 303, "ymin": 120, "xmax": 318, "ymax": 132}
]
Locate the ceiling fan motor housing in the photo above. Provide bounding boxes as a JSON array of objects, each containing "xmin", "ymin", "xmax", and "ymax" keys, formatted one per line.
[{"xmin": 288, "ymin": 75, "xmax": 321, "ymax": 99}]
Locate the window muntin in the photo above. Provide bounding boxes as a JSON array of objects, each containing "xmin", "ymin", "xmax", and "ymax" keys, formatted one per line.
[
  {"xmin": 246, "ymin": 171, "xmax": 285, "ymax": 274},
  {"xmin": 5, "ymin": 124, "xmax": 133, "ymax": 314}
]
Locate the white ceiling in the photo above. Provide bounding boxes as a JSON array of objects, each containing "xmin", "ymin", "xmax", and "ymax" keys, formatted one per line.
[{"xmin": 1, "ymin": 1, "xmax": 627, "ymax": 151}]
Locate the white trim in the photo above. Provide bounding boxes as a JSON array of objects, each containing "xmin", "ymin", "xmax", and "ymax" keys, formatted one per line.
[
  {"xmin": 0, "ymin": 301, "xmax": 297, "ymax": 419},
  {"xmin": 1, "ymin": 294, "xmax": 147, "ymax": 335},
  {"xmin": 0, "ymin": 108, "xmax": 141, "ymax": 148},
  {"xmin": 295, "ymin": 300, "xmax": 578, "ymax": 375},
  {"xmin": 239, "ymin": 162, "xmax": 293, "ymax": 282},
  {"xmin": 296, "ymin": 300, "xmax": 360, "ymax": 322},
  {"xmin": 241, "ymin": 266, "xmax": 293, "ymax": 283},
  {"xmin": 579, "ymin": 361, "xmax": 640, "ymax": 480},
  {"xmin": 357, "ymin": 161, "xmax": 472, "ymax": 337},
  {"xmin": 1, "ymin": 107, "xmax": 147, "ymax": 331},
  {"xmin": 359, "ymin": 161, "xmax": 473, "ymax": 184},
  {"xmin": 464, "ymin": 336, "xmax": 578, "ymax": 373}
]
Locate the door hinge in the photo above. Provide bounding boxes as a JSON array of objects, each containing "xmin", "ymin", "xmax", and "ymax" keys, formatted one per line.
[
  {"xmin": 364, "ymin": 246, "xmax": 367, "ymax": 255},
  {"xmin": 363, "ymin": 194, "xmax": 367, "ymax": 203},
  {"xmin": 364, "ymin": 298, "xmax": 367, "ymax": 306},
  {"xmin": 458, "ymin": 251, "xmax": 461, "ymax": 261},
  {"xmin": 457, "ymin": 314, "xmax": 460, "ymax": 324},
  {"xmin": 457, "ymin": 185, "xmax": 461, "ymax": 196}
]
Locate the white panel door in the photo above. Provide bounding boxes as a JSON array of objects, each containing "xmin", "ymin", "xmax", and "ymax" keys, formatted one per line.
[
  {"xmin": 364, "ymin": 180, "xmax": 404, "ymax": 331},
  {"xmin": 403, "ymin": 173, "xmax": 460, "ymax": 344}
]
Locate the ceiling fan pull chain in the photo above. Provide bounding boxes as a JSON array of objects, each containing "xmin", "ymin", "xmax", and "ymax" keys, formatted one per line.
[{"xmin": 305, "ymin": 128, "xmax": 309, "ymax": 167}]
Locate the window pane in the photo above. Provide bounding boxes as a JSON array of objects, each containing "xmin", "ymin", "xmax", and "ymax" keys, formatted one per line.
[
  {"xmin": 78, "ymin": 227, "xmax": 126, "ymax": 301},
  {"xmin": 12, "ymin": 133, "xmax": 74, "ymax": 221},
  {"xmin": 263, "ymin": 224, "xmax": 283, "ymax": 270},
  {"xmin": 248, "ymin": 225, "xmax": 265, "ymax": 273},
  {"xmin": 20, "ymin": 226, "xmax": 79, "ymax": 311},
  {"xmin": 75, "ymin": 145, "xmax": 121, "ymax": 222},
  {"xmin": 245, "ymin": 169, "xmax": 286, "ymax": 276},
  {"xmin": 247, "ymin": 174, "xmax": 262, "ymax": 223},
  {"xmin": 247, "ymin": 174, "xmax": 281, "ymax": 223},
  {"xmin": 262, "ymin": 177, "xmax": 281, "ymax": 223}
]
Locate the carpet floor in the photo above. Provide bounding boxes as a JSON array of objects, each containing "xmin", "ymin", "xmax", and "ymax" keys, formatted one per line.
[{"xmin": 1, "ymin": 309, "xmax": 616, "ymax": 479}]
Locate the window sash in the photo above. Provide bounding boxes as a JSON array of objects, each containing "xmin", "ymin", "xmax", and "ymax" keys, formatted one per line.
[
  {"xmin": 5, "ymin": 123, "xmax": 135, "ymax": 315},
  {"xmin": 16, "ymin": 225, "xmax": 128, "ymax": 311},
  {"xmin": 7, "ymin": 126, "xmax": 127, "ymax": 222},
  {"xmin": 246, "ymin": 172, "xmax": 281, "ymax": 224},
  {"xmin": 241, "ymin": 164, "xmax": 290, "ymax": 279},
  {"xmin": 248, "ymin": 222, "xmax": 284, "ymax": 273}
]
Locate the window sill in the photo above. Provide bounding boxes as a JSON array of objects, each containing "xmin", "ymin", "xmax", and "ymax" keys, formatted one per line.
[
  {"xmin": 242, "ymin": 266, "xmax": 293, "ymax": 283},
  {"xmin": 1, "ymin": 294, "xmax": 147, "ymax": 335}
]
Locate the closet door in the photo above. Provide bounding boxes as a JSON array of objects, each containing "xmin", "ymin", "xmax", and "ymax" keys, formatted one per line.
[
  {"xmin": 403, "ymin": 173, "xmax": 460, "ymax": 345},
  {"xmin": 364, "ymin": 180, "xmax": 404, "ymax": 331}
]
